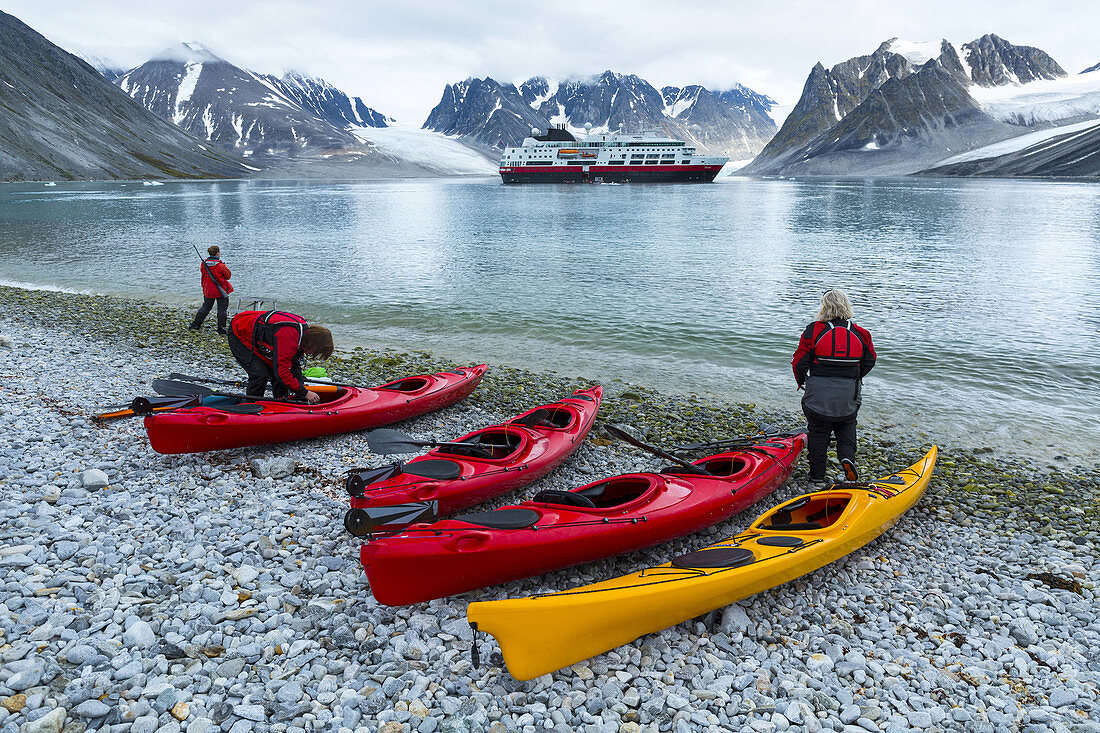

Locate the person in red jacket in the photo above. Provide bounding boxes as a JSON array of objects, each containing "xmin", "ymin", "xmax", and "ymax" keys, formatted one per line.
[
  {"xmin": 228, "ymin": 310, "xmax": 334, "ymax": 403},
  {"xmin": 189, "ymin": 246, "xmax": 234, "ymax": 334},
  {"xmin": 791, "ymin": 289, "xmax": 877, "ymax": 485}
]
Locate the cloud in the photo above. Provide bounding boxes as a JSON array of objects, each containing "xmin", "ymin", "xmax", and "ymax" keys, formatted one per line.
[{"xmin": 5, "ymin": 0, "xmax": 1095, "ymax": 124}]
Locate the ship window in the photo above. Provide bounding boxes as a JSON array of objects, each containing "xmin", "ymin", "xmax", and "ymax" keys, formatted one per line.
[{"xmin": 661, "ymin": 160, "xmax": 676, "ymax": 164}]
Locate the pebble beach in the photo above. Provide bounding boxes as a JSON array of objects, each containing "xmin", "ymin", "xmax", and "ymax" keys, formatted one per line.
[{"xmin": 0, "ymin": 285, "xmax": 1097, "ymax": 733}]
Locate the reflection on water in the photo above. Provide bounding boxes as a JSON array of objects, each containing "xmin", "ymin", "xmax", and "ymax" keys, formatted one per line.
[{"xmin": 1, "ymin": 176, "xmax": 1098, "ymax": 462}]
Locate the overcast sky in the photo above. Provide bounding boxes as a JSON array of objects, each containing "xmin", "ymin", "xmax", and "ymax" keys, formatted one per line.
[{"xmin": 4, "ymin": 0, "xmax": 1097, "ymax": 124}]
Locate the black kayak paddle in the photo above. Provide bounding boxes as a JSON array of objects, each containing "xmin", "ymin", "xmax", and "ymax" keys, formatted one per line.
[
  {"xmin": 151, "ymin": 379, "xmax": 308, "ymax": 406},
  {"xmin": 166, "ymin": 371, "xmax": 366, "ymax": 390},
  {"xmin": 604, "ymin": 424, "xmax": 712, "ymax": 475},
  {"xmin": 366, "ymin": 428, "xmax": 508, "ymax": 456},
  {"xmin": 344, "ymin": 501, "xmax": 439, "ymax": 537}
]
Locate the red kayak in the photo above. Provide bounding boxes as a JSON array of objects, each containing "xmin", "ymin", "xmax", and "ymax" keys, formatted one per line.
[
  {"xmin": 359, "ymin": 433, "xmax": 806, "ymax": 605},
  {"xmin": 144, "ymin": 365, "xmax": 488, "ymax": 454},
  {"xmin": 344, "ymin": 386, "xmax": 603, "ymax": 534}
]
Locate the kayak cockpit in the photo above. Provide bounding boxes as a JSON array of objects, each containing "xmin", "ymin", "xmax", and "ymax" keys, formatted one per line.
[
  {"xmin": 755, "ymin": 492, "xmax": 852, "ymax": 532},
  {"xmin": 507, "ymin": 406, "xmax": 576, "ymax": 430},
  {"xmin": 435, "ymin": 429, "xmax": 525, "ymax": 460},
  {"xmin": 377, "ymin": 376, "xmax": 432, "ymax": 393},
  {"xmin": 533, "ymin": 475, "xmax": 655, "ymax": 510},
  {"xmin": 660, "ymin": 456, "xmax": 748, "ymax": 477}
]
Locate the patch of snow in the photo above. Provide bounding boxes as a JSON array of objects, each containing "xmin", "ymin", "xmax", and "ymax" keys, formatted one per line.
[
  {"xmin": 832, "ymin": 96, "xmax": 841, "ymax": 121},
  {"xmin": 174, "ymin": 63, "xmax": 203, "ymax": 124},
  {"xmin": 349, "ymin": 124, "xmax": 496, "ymax": 175},
  {"xmin": 241, "ymin": 162, "xmax": 261, "ymax": 171},
  {"xmin": 957, "ymin": 44, "xmax": 973, "ymax": 82},
  {"xmin": 663, "ymin": 90, "xmax": 696, "ymax": 119},
  {"xmin": 862, "ymin": 140, "xmax": 880, "ymax": 150},
  {"xmin": 528, "ymin": 79, "xmax": 559, "ymax": 109},
  {"xmin": 886, "ymin": 39, "xmax": 943, "ymax": 66},
  {"xmin": 934, "ymin": 117, "xmax": 1100, "ymax": 165},
  {"xmin": 970, "ymin": 69, "xmax": 1100, "ymax": 125}
]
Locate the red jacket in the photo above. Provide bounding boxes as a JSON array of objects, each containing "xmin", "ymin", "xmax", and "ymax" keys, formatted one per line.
[
  {"xmin": 200, "ymin": 257, "xmax": 233, "ymax": 298},
  {"xmin": 792, "ymin": 319, "xmax": 877, "ymax": 386},
  {"xmin": 231, "ymin": 310, "xmax": 307, "ymax": 396}
]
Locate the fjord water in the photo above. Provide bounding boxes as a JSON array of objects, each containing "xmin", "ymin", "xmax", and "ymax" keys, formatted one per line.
[{"xmin": 1, "ymin": 177, "xmax": 1097, "ymax": 461}]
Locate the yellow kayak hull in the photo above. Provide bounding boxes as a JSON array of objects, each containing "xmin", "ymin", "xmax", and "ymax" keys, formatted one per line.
[{"xmin": 468, "ymin": 446, "xmax": 936, "ymax": 680}]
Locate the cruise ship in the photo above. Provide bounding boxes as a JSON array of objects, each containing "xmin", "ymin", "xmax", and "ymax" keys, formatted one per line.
[{"xmin": 499, "ymin": 125, "xmax": 728, "ymax": 184}]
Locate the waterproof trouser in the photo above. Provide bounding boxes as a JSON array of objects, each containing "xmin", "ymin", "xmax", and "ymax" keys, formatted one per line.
[
  {"xmin": 228, "ymin": 331, "xmax": 272, "ymax": 397},
  {"xmin": 191, "ymin": 297, "xmax": 229, "ymax": 332},
  {"xmin": 803, "ymin": 406, "xmax": 857, "ymax": 481}
]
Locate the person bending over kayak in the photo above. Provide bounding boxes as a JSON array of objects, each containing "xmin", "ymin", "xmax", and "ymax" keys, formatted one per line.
[
  {"xmin": 229, "ymin": 310, "xmax": 334, "ymax": 403},
  {"xmin": 189, "ymin": 246, "xmax": 234, "ymax": 334},
  {"xmin": 791, "ymin": 289, "xmax": 877, "ymax": 485}
]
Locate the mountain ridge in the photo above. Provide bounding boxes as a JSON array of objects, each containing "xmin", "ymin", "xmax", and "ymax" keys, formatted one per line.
[
  {"xmin": 423, "ymin": 70, "xmax": 777, "ymax": 159},
  {"xmin": 0, "ymin": 12, "xmax": 250, "ymax": 181}
]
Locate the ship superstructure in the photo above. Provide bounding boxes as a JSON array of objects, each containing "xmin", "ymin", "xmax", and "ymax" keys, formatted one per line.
[{"xmin": 499, "ymin": 125, "xmax": 728, "ymax": 183}]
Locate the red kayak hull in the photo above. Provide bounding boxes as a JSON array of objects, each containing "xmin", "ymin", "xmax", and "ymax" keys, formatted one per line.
[
  {"xmin": 350, "ymin": 385, "xmax": 603, "ymax": 519},
  {"xmin": 361, "ymin": 433, "xmax": 806, "ymax": 605},
  {"xmin": 144, "ymin": 365, "xmax": 488, "ymax": 454}
]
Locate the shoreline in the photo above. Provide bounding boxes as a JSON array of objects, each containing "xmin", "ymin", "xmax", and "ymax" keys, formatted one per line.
[{"xmin": 0, "ymin": 284, "xmax": 1098, "ymax": 732}]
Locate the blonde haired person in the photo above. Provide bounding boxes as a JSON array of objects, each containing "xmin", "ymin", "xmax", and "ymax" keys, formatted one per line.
[{"xmin": 791, "ymin": 289, "xmax": 877, "ymax": 485}]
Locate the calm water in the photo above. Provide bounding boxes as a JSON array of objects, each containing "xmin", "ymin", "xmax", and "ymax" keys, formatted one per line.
[{"xmin": 1, "ymin": 176, "xmax": 1098, "ymax": 461}]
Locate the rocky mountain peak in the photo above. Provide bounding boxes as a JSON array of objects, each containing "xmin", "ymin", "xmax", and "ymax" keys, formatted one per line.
[
  {"xmin": 961, "ymin": 34, "xmax": 1065, "ymax": 86},
  {"xmin": 1084, "ymin": 62, "xmax": 1100, "ymax": 75}
]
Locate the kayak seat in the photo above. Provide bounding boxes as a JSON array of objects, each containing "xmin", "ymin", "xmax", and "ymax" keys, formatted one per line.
[
  {"xmin": 671, "ymin": 547, "xmax": 755, "ymax": 569},
  {"xmin": 453, "ymin": 508, "xmax": 540, "ymax": 529},
  {"xmin": 763, "ymin": 521, "xmax": 822, "ymax": 531},
  {"xmin": 436, "ymin": 430, "xmax": 522, "ymax": 460},
  {"xmin": 403, "ymin": 460, "xmax": 463, "ymax": 480},
  {"xmin": 531, "ymin": 490, "xmax": 596, "ymax": 509},
  {"xmin": 577, "ymin": 477, "xmax": 651, "ymax": 508}
]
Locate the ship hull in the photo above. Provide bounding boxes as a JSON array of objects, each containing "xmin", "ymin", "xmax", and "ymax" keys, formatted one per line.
[{"xmin": 500, "ymin": 165, "xmax": 723, "ymax": 184}]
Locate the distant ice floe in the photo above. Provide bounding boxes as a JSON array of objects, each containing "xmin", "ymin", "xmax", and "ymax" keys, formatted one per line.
[
  {"xmin": 970, "ymin": 68, "xmax": 1100, "ymax": 125},
  {"xmin": 349, "ymin": 125, "xmax": 496, "ymax": 175},
  {"xmin": 934, "ymin": 117, "xmax": 1100, "ymax": 165}
]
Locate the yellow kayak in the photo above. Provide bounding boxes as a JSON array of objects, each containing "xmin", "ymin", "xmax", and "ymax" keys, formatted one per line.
[{"xmin": 468, "ymin": 446, "xmax": 936, "ymax": 680}]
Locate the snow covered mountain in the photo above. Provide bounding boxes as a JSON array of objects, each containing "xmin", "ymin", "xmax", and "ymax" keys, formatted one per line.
[
  {"xmin": 259, "ymin": 71, "xmax": 392, "ymax": 129},
  {"xmin": 116, "ymin": 43, "xmax": 388, "ymax": 161},
  {"xmin": 746, "ymin": 34, "xmax": 1093, "ymax": 177},
  {"xmin": 424, "ymin": 71, "xmax": 777, "ymax": 159},
  {"xmin": 0, "ymin": 12, "xmax": 250, "ymax": 181}
]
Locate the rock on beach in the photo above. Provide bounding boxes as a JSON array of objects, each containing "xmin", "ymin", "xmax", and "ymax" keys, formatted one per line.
[{"xmin": 0, "ymin": 285, "xmax": 1097, "ymax": 733}]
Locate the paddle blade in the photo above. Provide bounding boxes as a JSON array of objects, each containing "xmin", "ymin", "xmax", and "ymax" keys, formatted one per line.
[
  {"xmin": 346, "ymin": 462, "xmax": 405, "ymax": 496},
  {"xmin": 605, "ymin": 424, "xmax": 710, "ymax": 475},
  {"xmin": 343, "ymin": 501, "xmax": 438, "ymax": 537},
  {"xmin": 366, "ymin": 428, "xmax": 428, "ymax": 455},
  {"xmin": 164, "ymin": 373, "xmax": 241, "ymax": 387},
  {"xmin": 130, "ymin": 395, "xmax": 202, "ymax": 415},
  {"xmin": 152, "ymin": 379, "xmax": 214, "ymax": 398}
]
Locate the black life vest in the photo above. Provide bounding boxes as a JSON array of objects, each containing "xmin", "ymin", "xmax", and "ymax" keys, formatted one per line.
[
  {"xmin": 812, "ymin": 320, "xmax": 865, "ymax": 367},
  {"xmin": 251, "ymin": 310, "xmax": 306, "ymax": 360}
]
